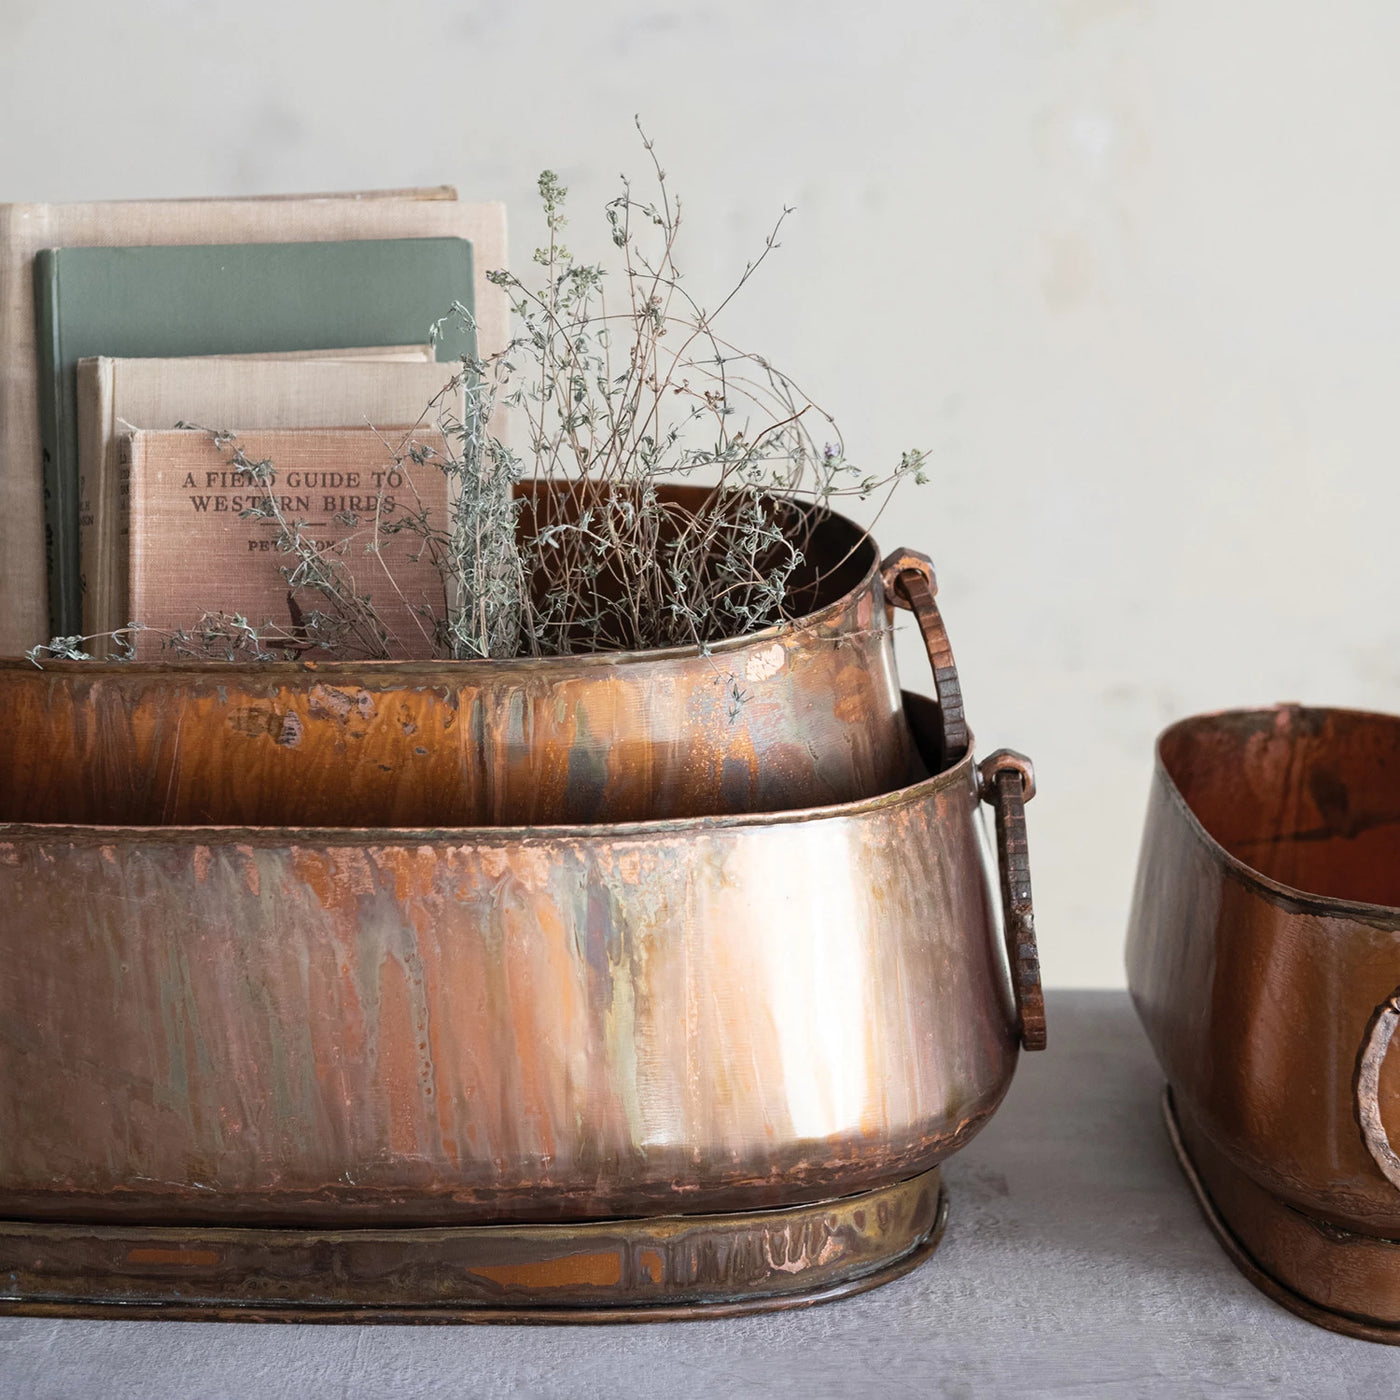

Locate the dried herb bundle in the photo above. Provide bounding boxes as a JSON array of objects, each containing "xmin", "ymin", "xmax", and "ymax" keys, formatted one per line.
[{"xmin": 32, "ymin": 128, "xmax": 926, "ymax": 666}]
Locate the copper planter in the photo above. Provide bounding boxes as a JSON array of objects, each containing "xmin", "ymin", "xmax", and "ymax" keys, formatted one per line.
[
  {"xmin": 1127, "ymin": 705, "xmax": 1400, "ymax": 1341},
  {"xmin": 0, "ymin": 617, "xmax": 1044, "ymax": 1322},
  {"xmin": 1, "ymin": 497, "xmax": 937, "ymax": 828}
]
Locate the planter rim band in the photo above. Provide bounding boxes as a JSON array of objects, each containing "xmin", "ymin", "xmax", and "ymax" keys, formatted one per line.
[{"xmin": 1152, "ymin": 703, "xmax": 1400, "ymax": 928}]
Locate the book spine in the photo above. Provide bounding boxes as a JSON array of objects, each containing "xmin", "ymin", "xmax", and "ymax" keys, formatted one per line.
[
  {"xmin": 33, "ymin": 249, "xmax": 78, "ymax": 637},
  {"xmin": 0, "ymin": 204, "xmax": 23, "ymax": 652},
  {"xmin": 76, "ymin": 357, "xmax": 114, "ymax": 642},
  {"xmin": 0, "ymin": 204, "xmax": 52, "ymax": 654},
  {"xmin": 99, "ymin": 361, "xmax": 131, "ymax": 649},
  {"xmin": 76, "ymin": 358, "xmax": 98, "ymax": 635},
  {"xmin": 122, "ymin": 433, "xmax": 143, "ymax": 657}
]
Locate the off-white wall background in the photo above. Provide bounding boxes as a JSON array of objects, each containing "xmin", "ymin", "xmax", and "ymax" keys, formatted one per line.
[{"xmin": 3, "ymin": 0, "xmax": 1396, "ymax": 986}]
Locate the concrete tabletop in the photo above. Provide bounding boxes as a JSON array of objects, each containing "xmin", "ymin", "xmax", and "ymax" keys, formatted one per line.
[{"xmin": 2, "ymin": 991, "xmax": 1396, "ymax": 1399}]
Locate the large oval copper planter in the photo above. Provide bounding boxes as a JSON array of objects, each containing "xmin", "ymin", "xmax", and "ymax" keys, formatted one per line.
[
  {"xmin": 1126, "ymin": 705, "xmax": 1400, "ymax": 1341},
  {"xmin": 0, "ymin": 689, "xmax": 1043, "ymax": 1320},
  {"xmin": 1, "ymin": 496, "xmax": 939, "ymax": 827}
]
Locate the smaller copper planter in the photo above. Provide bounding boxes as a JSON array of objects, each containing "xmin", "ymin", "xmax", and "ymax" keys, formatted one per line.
[{"xmin": 1127, "ymin": 705, "xmax": 1400, "ymax": 1341}]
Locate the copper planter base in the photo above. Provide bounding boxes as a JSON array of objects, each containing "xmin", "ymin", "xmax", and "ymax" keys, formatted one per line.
[
  {"xmin": 1165, "ymin": 1090, "xmax": 1400, "ymax": 1345},
  {"xmin": 0, "ymin": 1170, "xmax": 945, "ymax": 1325}
]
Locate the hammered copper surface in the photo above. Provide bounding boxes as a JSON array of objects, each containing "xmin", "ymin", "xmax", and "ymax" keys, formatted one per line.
[
  {"xmin": 0, "ymin": 694, "xmax": 1022, "ymax": 1227},
  {"xmin": 1127, "ymin": 705, "xmax": 1400, "ymax": 1334},
  {"xmin": 0, "ymin": 1170, "xmax": 944, "ymax": 1323},
  {"xmin": 1, "ymin": 494, "xmax": 920, "ymax": 828}
]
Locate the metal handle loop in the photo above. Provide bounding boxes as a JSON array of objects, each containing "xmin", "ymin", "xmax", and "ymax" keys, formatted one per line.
[
  {"xmin": 1356, "ymin": 989, "xmax": 1400, "ymax": 1190},
  {"xmin": 979, "ymin": 748, "xmax": 1047, "ymax": 1052},
  {"xmin": 880, "ymin": 549, "xmax": 968, "ymax": 767}
]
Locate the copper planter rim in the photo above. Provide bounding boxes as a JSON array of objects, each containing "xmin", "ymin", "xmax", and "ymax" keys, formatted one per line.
[
  {"xmin": 1152, "ymin": 703, "xmax": 1400, "ymax": 926},
  {"xmin": 1, "ymin": 694, "xmax": 973, "ymax": 843}
]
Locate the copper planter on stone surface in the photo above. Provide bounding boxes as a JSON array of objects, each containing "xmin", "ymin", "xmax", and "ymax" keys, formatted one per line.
[
  {"xmin": 1127, "ymin": 705, "xmax": 1400, "ymax": 1342},
  {"xmin": 0, "ymin": 552, "xmax": 1044, "ymax": 1320}
]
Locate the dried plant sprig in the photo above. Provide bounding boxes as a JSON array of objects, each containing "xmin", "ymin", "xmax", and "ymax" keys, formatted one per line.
[
  {"xmin": 430, "ymin": 119, "xmax": 928, "ymax": 659},
  {"xmin": 27, "ymin": 626, "xmax": 145, "ymax": 664}
]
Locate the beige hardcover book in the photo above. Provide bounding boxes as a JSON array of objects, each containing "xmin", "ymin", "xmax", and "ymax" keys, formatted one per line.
[
  {"xmin": 75, "ymin": 344, "xmax": 436, "ymax": 622},
  {"xmin": 123, "ymin": 428, "xmax": 450, "ymax": 661},
  {"xmin": 77, "ymin": 352, "xmax": 458, "ymax": 638},
  {"xmin": 76, "ymin": 344, "xmax": 436, "ymax": 618},
  {"xmin": 0, "ymin": 191, "xmax": 507, "ymax": 654}
]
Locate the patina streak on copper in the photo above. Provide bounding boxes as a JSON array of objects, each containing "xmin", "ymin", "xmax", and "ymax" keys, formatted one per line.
[
  {"xmin": 0, "ymin": 697, "xmax": 1016, "ymax": 1227},
  {"xmin": 0, "ymin": 503, "xmax": 920, "ymax": 828},
  {"xmin": 468, "ymin": 1252, "xmax": 623, "ymax": 1290},
  {"xmin": 0, "ymin": 1171, "xmax": 943, "ymax": 1322},
  {"xmin": 1127, "ymin": 705, "xmax": 1400, "ymax": 1339}
]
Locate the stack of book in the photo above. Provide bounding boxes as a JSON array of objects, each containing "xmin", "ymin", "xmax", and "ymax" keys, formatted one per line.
[{"xmin": 0, "ymin": 187, "xmax": 508, "ymax": 657}]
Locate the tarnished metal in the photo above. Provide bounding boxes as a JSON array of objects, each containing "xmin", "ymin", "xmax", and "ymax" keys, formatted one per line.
[
  {"xmin": 1127, "ymin": 705, "xmax": 1400, "ymax": 1341},
  {"xmin": 2, "ymin": 496, "xmax": 924, "ymax": 828},
  {"xmin": 0, "ymin": 693, "xmax": 1024, "ymax": 1241},
  {"xmin": 0, "ymin": 1170, "xmax": 945, "ymax": 1323}
]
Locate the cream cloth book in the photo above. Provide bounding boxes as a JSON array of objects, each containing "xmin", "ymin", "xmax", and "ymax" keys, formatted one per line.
[
  {"xmin": 75, "ymin": 343, "xmax": 435, "ymax": 613},
  {"xmin": 122, "ymin": 427, "xmax": 451, "ymax": 661},
  {"xmin": 0, "ymin": 191, "xmax": 507, "ymax": 654},
  {"xmin": 80, "ymin": 355, "xmax": 463, "ymax": 643}
]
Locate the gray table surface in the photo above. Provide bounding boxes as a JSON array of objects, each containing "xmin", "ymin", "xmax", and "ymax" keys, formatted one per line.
[{"xmin": 2, "ymin": 990, "xmax": 1397, "ymax": 1399}]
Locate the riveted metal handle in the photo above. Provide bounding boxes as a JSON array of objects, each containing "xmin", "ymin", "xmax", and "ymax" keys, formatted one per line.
[
  {"xmin": 1356, "ymin": 989, "xmax": 1400, "ymax": 1190},
  {"xmin": 979, "ymin": 749, "xmax": 1046, "ymax": 1052},
  {"xmin": 881, "ymin": 549, "xmax": 968, "ymax": 767}
]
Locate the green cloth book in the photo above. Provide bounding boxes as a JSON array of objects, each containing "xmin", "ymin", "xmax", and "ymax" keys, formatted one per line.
[{"xmin": 34, "ymin": 237, "xmax": 475, "ymax": 636}]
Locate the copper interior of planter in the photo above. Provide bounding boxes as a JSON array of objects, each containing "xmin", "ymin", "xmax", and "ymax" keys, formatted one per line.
[
  {"xmin": 1159, "ymin": 706, "xmax": 1400, "ymax": 909},
  {"xmin": 513, "ymin": 482, "xmax": 872, "ymax": 651}
]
